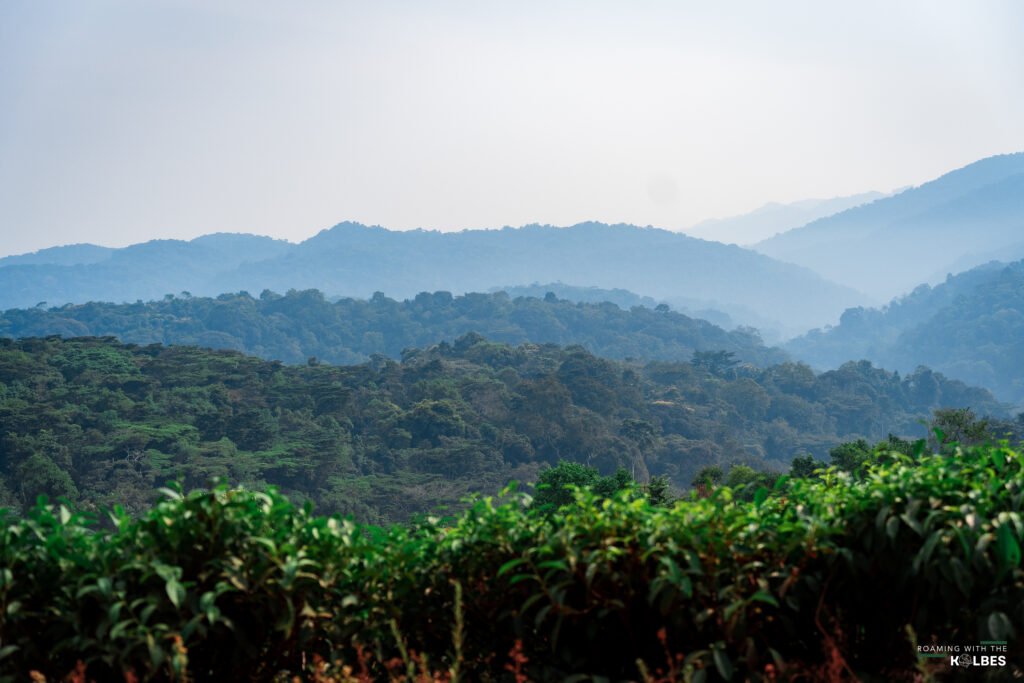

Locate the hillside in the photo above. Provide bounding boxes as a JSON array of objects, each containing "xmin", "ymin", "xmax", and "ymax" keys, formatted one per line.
[
  {"xmin": 755, "ymin": 152, "xmax": 1024, "ymax": 299},
  {"xmin": 0, "ymin": 336, "xmax": 1003, "ymax": 523},
  {"xmin": 0, "ymin": 234, "xmax": 294, "ymax": 310},
  {"xmin": 786, "ymin": 260, "xmax": 1024, "ymax": 404},
  {"xmin": 0, "ymin": 223, "xmax": 866, "ymax": 334},
  {"xmin": 0, "ymin": 288, "xmax": 784, "ymax": 368},
  {"xmin": 494, "ymin": 282, "xmax": 775, "ymax": 332},
  {"xmin": 0, "ymin": 243, "xmax": 115, "ymax": 268},
  {"xmin": 684, "ymin": 191, "xmax": 885, "ymax": 245}
]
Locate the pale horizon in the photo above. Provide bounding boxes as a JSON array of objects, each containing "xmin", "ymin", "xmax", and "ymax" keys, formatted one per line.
[{"xmin": 3, "ymin": 1, "xmax": 1023, "ymax": 258}]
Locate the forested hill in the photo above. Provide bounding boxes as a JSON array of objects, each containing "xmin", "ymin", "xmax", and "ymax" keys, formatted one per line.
[
  {"xmin": 0, "ymin": 288, "xmax": 787, "ymax": 367},
  {"xmin": 755, "ymin": 152, "xmax": 1024, "ymax": 299},
  {"xmin": 0, "ymin": 336, "xmax": 1003, "ymax": 522},
  {"xmin": 0, "ymin": 222, "xmax": 865, "ymax": 333},
  {"xmin": 492, "ymin": 282, "xmax": 738, "ymax": 329},
  {"xmin": 0, "ymin": 233, "xmax": 293, "ymax": 309},
  {"xmin": 787, "ymin": 260, "xmax": 1024, "ymax": 404}
]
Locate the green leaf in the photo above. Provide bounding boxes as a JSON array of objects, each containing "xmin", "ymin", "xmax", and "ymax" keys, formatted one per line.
[
  {"xmin": 536, "ymin": 559, "xmax": 569, "ymax": 572},
  {"xmin": 520, "ymin": 592, "xmax": 546, "ymax": 615},
  {"xmin": 749, "ymin": 590, "xmax": 779, "ymax": 607},
  {"xmin": 996, "ymin": 523, "xmax": 1022, "ymax": 571},
  {"xmin": 753, "ymin": 487, "xmax": 769, "ymax": 507},
  {"xmin": 508, "ymin": 573, "xmax": 537, "ymax": 586},
  {"xmin": 497, "ymin": 557, "xmax": 528, "ymax": 577},
  {"xmin": 913, "ymin": 532, "xmax": 942, "ymax": 575},
  {"xmin": 166, "ymin": 579, "xmax": 185, "ymax": 609},
  {"xmin": 987, "ymin": 611, "xmax": 1014, "ymax": 641},
  {"xmin": 712, "ymin": 644, "xmax": 734, "ymax": 680},
  {"xmin": 991, "ymin": 448, "xmax": 1006, "ymax": 470},
  {"xmin": 157, "ymin": 486, "xmax": 183, "ymax": 501},
  {"xmin": 885, "ymin": 515, "xmax": 900, "ymax": 541},
  {"xmin": 723, "ymin": 600, "xmax": 743, "ymax": 622}
]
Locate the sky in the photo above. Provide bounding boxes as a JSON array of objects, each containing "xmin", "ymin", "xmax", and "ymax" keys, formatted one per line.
[{"xmin": 2, "ymin": 1, "xmax": 1023, "ymax": 258}]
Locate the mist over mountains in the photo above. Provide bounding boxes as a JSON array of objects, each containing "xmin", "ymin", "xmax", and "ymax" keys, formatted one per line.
[
  {"xmin": 0, "ymin": 234, "xmax": 294, "ymax": 308},
  {"xmin": 786, "ymin": 259, "xmax": 1024, "ymax": 405},
  {"xmin": 755, "ymin": 152, "xmax": 1024, "ymax": 300},
  {"xmin": 5, "ymin": 150, "xmax": 1024, "ymax": 401},
  {"xmin": 684, "ymin": 191, "xmax": 886, "ymax": 245},
  {"xmin": 0, "ymin": 222, "xmax": 864, "ymax": 336}
]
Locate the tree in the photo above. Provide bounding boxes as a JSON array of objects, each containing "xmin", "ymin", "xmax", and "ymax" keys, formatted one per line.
[
  {"xmin": 829, "ymin": 439, "xmax": 872, "ymax": 472},
  {"xmin": 532, "ymin": 462, "xmax": 634, "ymax": 512},
  {"xmin": 620, "ymin": 419, "xmax": 657, "ymax": 451},
  {"xmin": 790, "ymin": 454, "xmax": 824, "ymax": 478},
  {"xmin": 593, "ymin": 467, "xmax": 633, "ymax": 498},
  {"xmin": 691, "ymin": 350, "xmax": 739, "ymax": 377},
  {"xmin": 645, "ymin": 474, "xmax": 671, "ymax": 505},
  {"xmin": 691, "ymin": 465, "xmax": 724, "ymax": 489},
  {"xmin": 532, "ymin": 462, "xmax": 599, "ymax": 509},
  {"xmin": 930, "ymin": 407, "xmax": 990, "ymax": 447}
]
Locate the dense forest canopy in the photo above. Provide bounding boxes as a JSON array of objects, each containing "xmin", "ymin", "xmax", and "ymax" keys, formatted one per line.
[
  {"xmin": 492, "ymin": 282, "xmax": 741, "ymax": 329},
  {"xmin": 788, "ymin": 259, "xmax": 1024, "ymax": 404},
  {"xmin": 0, "ymin": 288, "xmax": 785, "ymax": 367},
  {"xmin": 0, "ymin": 336, "xmax": 1004, "ymax": 523}
]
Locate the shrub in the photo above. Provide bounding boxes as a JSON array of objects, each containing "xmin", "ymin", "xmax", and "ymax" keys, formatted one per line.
[{"xmin": 1, "ymin": 445, "xmax": 1022, "ymax": 681}]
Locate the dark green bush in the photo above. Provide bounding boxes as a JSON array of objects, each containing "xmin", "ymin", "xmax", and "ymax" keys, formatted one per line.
[{"xmin": 1, "ymin": 445, "xmax": 1022, "ymax": 681}]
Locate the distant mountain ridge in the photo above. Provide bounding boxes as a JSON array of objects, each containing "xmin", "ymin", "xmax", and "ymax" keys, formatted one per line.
[
  {"xmin": 0, "ymin": 222, "xmax": 866, "ymax": 334},
  {"xmin": 755, "ymin": 153, "xmax": 1024, "ymax": 300},
  {"xmin": 786, "ymin": 259, "xmax": 1024, "ymax": 404},
  {"xmin": 0, "ymin": 234, "xmax": 294, "ymax": 308},
  {"xmin": 685, "ymin": 191, "xmax": 885, "ymax": 245},
  {"xmin": 0, "ymin": 243, "xmax": 115, "ymax": 268}
]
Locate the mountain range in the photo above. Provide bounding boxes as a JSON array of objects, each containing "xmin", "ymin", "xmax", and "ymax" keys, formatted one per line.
[
  {"xmin": 0, "ymin": 222, "xmax": 865, "ymax": 335},
  {"xmin": 5, "ymin": 152, "xmax": 1024, "ymax": 345},
  {"xmin": 786, "ymin": 259, "xmax": 1024, "ymax": 405},
  {"xmin": 755, "ymin": 153, "xmax": 1024, "ymax": 300},
  {"xmin": 684, "ymin": 191, "xmax": 886, "ymax": 245}
]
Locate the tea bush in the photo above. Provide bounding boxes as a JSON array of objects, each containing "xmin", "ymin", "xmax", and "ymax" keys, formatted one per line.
[{"xmin": 1, "ymin": 445, "xmax": 1022, "ymax": 681}]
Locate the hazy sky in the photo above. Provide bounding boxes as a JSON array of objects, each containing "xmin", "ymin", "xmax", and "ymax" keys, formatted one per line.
[{"xmin": 2, "ymin": 1, "xmax": 1023, "ymax": 257}]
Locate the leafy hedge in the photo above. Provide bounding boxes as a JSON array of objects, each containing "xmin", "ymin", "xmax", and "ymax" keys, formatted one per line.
[{"xmin": 1, "ymin": 445, "xmax": 1022, "ymax": 681}]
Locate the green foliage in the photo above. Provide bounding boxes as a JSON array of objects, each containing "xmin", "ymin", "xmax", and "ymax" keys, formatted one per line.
[
  {"xmin": 532, "ymin": 461, "xmax": 600, "ymax": 510},
  {"xmin": 0, "ymin": 336, "xmax": 1008, "ymax": 523},
  {"xmin": 787, "ymin": 259, "xmax": 1024, "ymax": 403},
  {"xmin": 532, "ymin": 462, "xmax": 637, "ymax": 513},
  {"xmin": 829, "ymin": 438, "xmax": 873, "ymax": 473},
  {"xmin": 0, "ymin": 221, "xmax": 864, "ymax": 332},
  {"xmin": 1, "ymin": 445, "xmax": 1022, "ymax": 681},
  {"xmin": 789, "ymin": 453, "xmax": 824, "ymax": 478},
  {"xmin": 0, "ymin": 288, "xmax": 786, "ymax": 368},
  {"xmin": 930, "ymin": 406, "xmax": 990, "ymax": 448},
  {"xmin": 690, "ymin": 349, "xmax": 739, "ymax": 377},
  {"xmin": 690, "ymin": 465, "xmax": 723, "ymax": 489},
  {"xmin": 645, "ymin": 474, "xmax": 672, "ymax": 506}
]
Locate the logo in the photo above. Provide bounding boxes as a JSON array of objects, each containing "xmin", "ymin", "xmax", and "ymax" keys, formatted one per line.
[{"xmin": 949, "ymin": 655, "xmax": 1007, "ymax": 668}]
